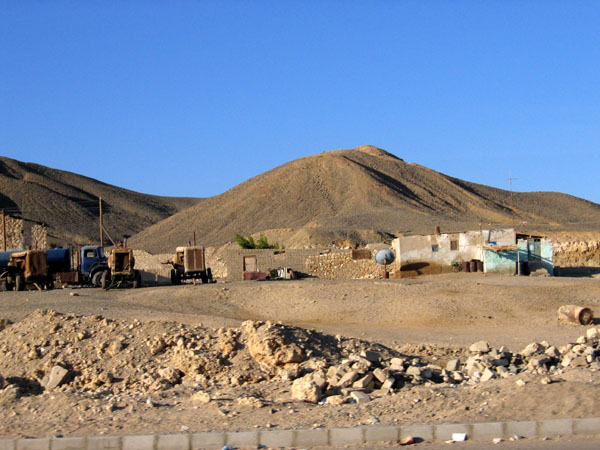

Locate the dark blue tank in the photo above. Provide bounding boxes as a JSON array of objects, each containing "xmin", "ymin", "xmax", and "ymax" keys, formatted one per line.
[{"xmin": 46, "ymin": 248, "xmax": 71, "ymax": 272}]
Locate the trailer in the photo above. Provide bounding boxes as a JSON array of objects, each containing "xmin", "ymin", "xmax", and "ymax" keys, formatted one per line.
[{"xmin": 167, "ymin": 246, "xmax": 213, "ymax": 285}]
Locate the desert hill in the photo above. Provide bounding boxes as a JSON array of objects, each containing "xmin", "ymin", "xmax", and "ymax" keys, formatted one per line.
[
  {"xmin": 129, "ymin": 145, "xmax": 600, "ymax": 253},
  {"xmin": 0, "ymin": 157, "xmax": 199, "ymax": 247}
]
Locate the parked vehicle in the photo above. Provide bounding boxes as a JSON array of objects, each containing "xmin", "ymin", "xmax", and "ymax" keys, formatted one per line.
[
  {"xmin": 101, "ymin": 246, "xmax": 141, "ymax": 289},
  {"xmin": 48, "ymin": 246, "xmax": 109, "ymax": 287},
  {"xmin": 167, "ymin": 246, "xmax": 213, "ymax": 285},
  {"xmin": 0, "ymin": 249, "xmax": 51, "ymax": 291}
]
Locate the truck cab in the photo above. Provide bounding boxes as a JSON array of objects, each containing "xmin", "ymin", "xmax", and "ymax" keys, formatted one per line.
[{"xmin": 80, "ymin": 245, "xmax": 108, "ymax": 280}]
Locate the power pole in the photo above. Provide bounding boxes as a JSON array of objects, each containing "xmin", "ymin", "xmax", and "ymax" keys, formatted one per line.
[
  {"xmin": 506, "ymin": 172, "xmax": 519, "ymax": 227},
  {"xmin": 99, "ymin": 197, "xmax": 103, "ymax": 247},
  {"xmin": 2, "ymin": 209, "xmax": 6, "ymax": 251}
]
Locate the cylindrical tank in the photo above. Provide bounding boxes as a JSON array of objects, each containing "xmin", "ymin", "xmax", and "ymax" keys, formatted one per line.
[
  {"xmin": 0, "ymin": 250, "xmax": 19, "ymax": 269},
  {"xmin": 558, "ymin": 305, "xmax": 594, "ymax": 325},
  {"xmin": 462, "ymin": 261, "xmax": 470, "ymax": 272},
  {"xmin": 46, "ymin": 248, "xmax": 71, "ymax": 273}
]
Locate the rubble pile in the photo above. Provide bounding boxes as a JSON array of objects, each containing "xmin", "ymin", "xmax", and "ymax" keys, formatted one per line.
[
  {"xmin": 1, "ymin": 309, "xmax": 600, "ymax": 411},
  {"xmin": 0, "ymin": 310, "xmax": 391, "ymax": 402}
]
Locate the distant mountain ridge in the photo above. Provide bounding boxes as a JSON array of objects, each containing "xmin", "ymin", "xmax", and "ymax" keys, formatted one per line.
[
  {"xmin": 0, "ymin": 157, "xmax": 199, "ymax": 246},
  {"xmin": 126, "ymin": 145, "xmax": 600, "ymax": 253}
]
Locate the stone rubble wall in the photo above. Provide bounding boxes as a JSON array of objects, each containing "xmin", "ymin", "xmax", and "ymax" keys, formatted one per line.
[
  {"xmin": 305, "ymin": 250, "xmax": 385, "ymax": 280},
  {"xmin": 553, "ymin": 240, "xmax": 600, "ymax": 267},
  {"xmin": 0, "ymin": 215, "xmax": 24, "ymax": 250}
]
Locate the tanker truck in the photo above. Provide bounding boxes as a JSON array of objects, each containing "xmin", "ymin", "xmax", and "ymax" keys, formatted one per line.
[{"xmin": 47, "ymin": 246, "xmax": 109, "ymax": 287}]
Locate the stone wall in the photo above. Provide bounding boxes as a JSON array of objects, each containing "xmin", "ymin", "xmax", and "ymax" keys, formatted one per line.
[
  {"xmin": 0, "ymin": 215, "xmax": 24, "ymax": 250},
  {"xmin": 554, "ymin": 239, "xmax": 600, "ymax": 267},
  {"xmin": 305, "ymin": 249, "xmax": 384, "ymax": 279}
]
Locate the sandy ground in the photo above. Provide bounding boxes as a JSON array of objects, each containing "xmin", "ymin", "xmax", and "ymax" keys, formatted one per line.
[{"xmin": 1, "ymin": 273, "xmax": 600, "ymax": 440}]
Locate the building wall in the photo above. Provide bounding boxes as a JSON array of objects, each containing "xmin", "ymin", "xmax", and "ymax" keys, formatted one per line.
[
  {"xmin": 223, "ymin": 248, "xmax": 339, "ymax": 281},
  {"xmin": 391, "ymin": 229, "xmax": 520, "ymax": 277}
]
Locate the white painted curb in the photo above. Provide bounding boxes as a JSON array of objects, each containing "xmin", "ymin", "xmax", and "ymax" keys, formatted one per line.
[{"xmin": 2, "ymin": 417, "xmax": 599, "ymax": 449}]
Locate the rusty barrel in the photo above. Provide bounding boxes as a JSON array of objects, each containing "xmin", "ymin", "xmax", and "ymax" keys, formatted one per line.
[
  {"xmin": 558, "ymin": 305, "xmax": 594, "ymax": 325},
  {"xmin": 470, "ymin": 260, "xmax": 478, "ymax": 272}
]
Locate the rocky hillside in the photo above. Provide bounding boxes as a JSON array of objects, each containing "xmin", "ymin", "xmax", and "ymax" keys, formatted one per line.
[
  {"xmin": 130, "ymin": 145, "xmax": 600, "ymax": 253},
  {"xmin": 0, "ymin": 157, "xmax": 199, "ymax": 247}
]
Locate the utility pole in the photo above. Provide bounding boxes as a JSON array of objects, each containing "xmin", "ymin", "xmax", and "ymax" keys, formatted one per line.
[
  {"xmin": 506, "ymin": 172, "xmax": 519, "ymax": 227},
  {"xmin": 2, "ymin": 209, "xmax": 6, "ymax": 251},
  {"xmin": 99, "ymin": 197, "xmax": 103, "ymax": 247}
]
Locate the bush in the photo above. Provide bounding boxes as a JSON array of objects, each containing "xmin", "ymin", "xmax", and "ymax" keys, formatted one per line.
[{"xmin": 234, "ymin": 234, "xmax": 281, "ymax": 250}]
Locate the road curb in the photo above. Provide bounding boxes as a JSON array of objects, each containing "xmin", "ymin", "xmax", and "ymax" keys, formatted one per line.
[{"xmin": 2, "ymin": 417, "xmax": 600, "ymax": 449}]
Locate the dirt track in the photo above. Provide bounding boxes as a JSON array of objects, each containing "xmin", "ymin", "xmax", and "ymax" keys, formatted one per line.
[{"xmin": 1, "ymin": 273, "xmax": 600, "ymax": 439}]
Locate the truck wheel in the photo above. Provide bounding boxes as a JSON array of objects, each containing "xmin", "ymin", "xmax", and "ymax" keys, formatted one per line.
[
  {"xmin": 170, "ymin": 269, "xmax": 177, "ymax": 285},
  {"xmin": 1, "ymin": 280, "xmax": 7, "ymax": 292},
  {"xmin": 132, "ymin": 271, "xmax": 142, "ymax": 289},
  {"xmin": 101, "ymin": 271, "xmax": 109, "ymax": 289},
  {"xmin": 207, "ymin": 268, "xmax": 213, "ymax": 283},
  {"xmin": 201, "ymin": 272, "xmax": 208, "ymax": 284},
  {"xmin": 92, "ymin": 271, "xmax": 103, "ymax": 287},
  {"xmin": 15, "ymin": 274, "xmax": 24, "ymax": 291}
]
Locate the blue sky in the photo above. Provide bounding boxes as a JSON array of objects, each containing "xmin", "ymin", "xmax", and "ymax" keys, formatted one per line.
[{"xmin": 2, "ymin": 1, "xmax": 599, "ymax": 203}]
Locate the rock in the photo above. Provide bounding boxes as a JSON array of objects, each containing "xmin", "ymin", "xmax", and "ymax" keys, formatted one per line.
[
  {"xmin": 372, "ymin": 368, "xmax": 389, "ymax": 383},
  {"xmin": 353, "ymin": 373, "xmax": 374, "ymax": 389},
  {"xmin": 361, "ymin": 350, "xmax": 381, "ymax": 363},
  {"xmin": 291, "ymin": 376, "xmax": 322, "ymax": 403},
  {"xmin": 545, "ymin": 346, "xmax": 560, "ymax": 358},
  {"xmin": 496, "ymin": 366, "xmax": 510, "ymax": 378},
  {"xmin": 191, "ymin": 391, "xmax": 211, "ymax": 403},
  {"xmin": 350, "ymin": 391, "xmax": 370, "ymax": 404},
  {"xmin": 469, "ymin": 341, "xmax": 490, "ymax": 353},
  {"xmin": 324, "ymin": 395, "xmax": 346, "ymax": 406},
  {"xmin": 446, "ymin": 359, "xmax": 459, "ymax": 371},
  {"xmin": 43, "ymin": 365, "xmax": 70, "ymax": 390},
  {"xmin": 157, "ymin": 367, "xmax": 181, "ymax": 384},
  {"xmin": 521, "ymin": 343, "xmax": 542, "ymax": 357},
  {"xmin": 337, "ymin": 371, "xmax": 360, "ymax": 388},
  {"xmin": 0, "ymin": 373, "xmax": 6, "ymax": 389},
  {"xmin": 515, "ymin": 379, "xmax": 526, "ymax": 387},
  {"xmin": 587, "ymin": 328, "xmax": 600, "ymax": 341},
  {"xmin": 405, "ymin": 366, "xmax": 421, "ymax": 377},
  {"xmin": 480, "ymin": 368, "xmax": 496, "ymax": 382},
  {"xmin": 390, "ymin": 358, "xmax": 405, "ymax": 370}
]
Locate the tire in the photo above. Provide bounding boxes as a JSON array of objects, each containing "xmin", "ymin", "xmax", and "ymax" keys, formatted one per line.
[
  {"xmin": 132, "ymin": 270, "xmax": 142, "ymax": 289},
  {"xmin": 170, "ymin": 269, "xmax": 178, "ymax": 285},
  {"xmin": 15, "ymin": 274, "xmax": 24, "ymax": 292},
  {"xmin": 201, "ymin": 272, "xmax": 208, "ymax": 284},
  {"xmin": 101, "ymin": 271, "xmax": 109, "ymax": 289},
  {"xmin": 207, "ymin": 268, "xmax": 213, "ymax": 283},
  {"xmin": 92, "ymin": 271, "xmax": 103, "ymax": 287},
  {"xmin": 1, "ymin": 280, "xmax": 7, "ymax": 292}
]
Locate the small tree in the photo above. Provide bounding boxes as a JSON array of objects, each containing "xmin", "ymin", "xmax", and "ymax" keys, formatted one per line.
[{"xmin": 234, "ymin": 233, "xmax": 281, "ymax": 249}]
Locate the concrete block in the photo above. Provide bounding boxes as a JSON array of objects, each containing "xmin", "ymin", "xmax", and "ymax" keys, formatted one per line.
[
  {"xmin": 364, "ymin": 426, "xmax": 399, "ymax": 443},
  {"xmin": 294, "ymin": 428, "xmax": 329, "ymax": 447},
  {"xmin": 329, "ymin": 427, "xmax": 364, "ymax": 446},
  {"xmin": 121, "ymin": 435, "xmax": 155, "ymax": 450},
  {"xmin": 157, "ymin": 434, "xmax": 190, "ymax": 450},
  {"xmin": 434, "ymin": 423, "xmax": 470, "ymax": 441},
  {"xmin": 0, "ymin": 439, "xmax": 15, "ymax": 450},
  {"xmin": 190, "ymin": 432, "xmax": 225, "ymax": 450},
  {"xmin": 225, "ymin": 431, "xmax": 258, "ymax": 448},
  {"xmin": 574, "ymin": 417, "xmax": 600, "ymax": 435},
  {"xmin": 505, "ymin": 420, "xmax": 537, "ymax": 438},
  {"xmin": 259, "ymin": 429, "xmax": 294, "ymax": 448},
  {"xmin": 471, "ymin": 422, "xmax": 504, "ymax": 440},
  {"xmin": 539, "ymin": 419, "xmax": 573, "ymax": 437},
  {"xmin": 50, "ymin": 437, "xmax": 86, "ymax": 450},
  {"xmin": 85, "ymin": 436, "xmax": 120, "ymax": 450},
  {"xmin": 399, "ymin": 424, "xmax": 434, "ymax": 441},
  {"xmin": 15, "ymin": 439, "xmax": 50, "ymax": 450}
]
